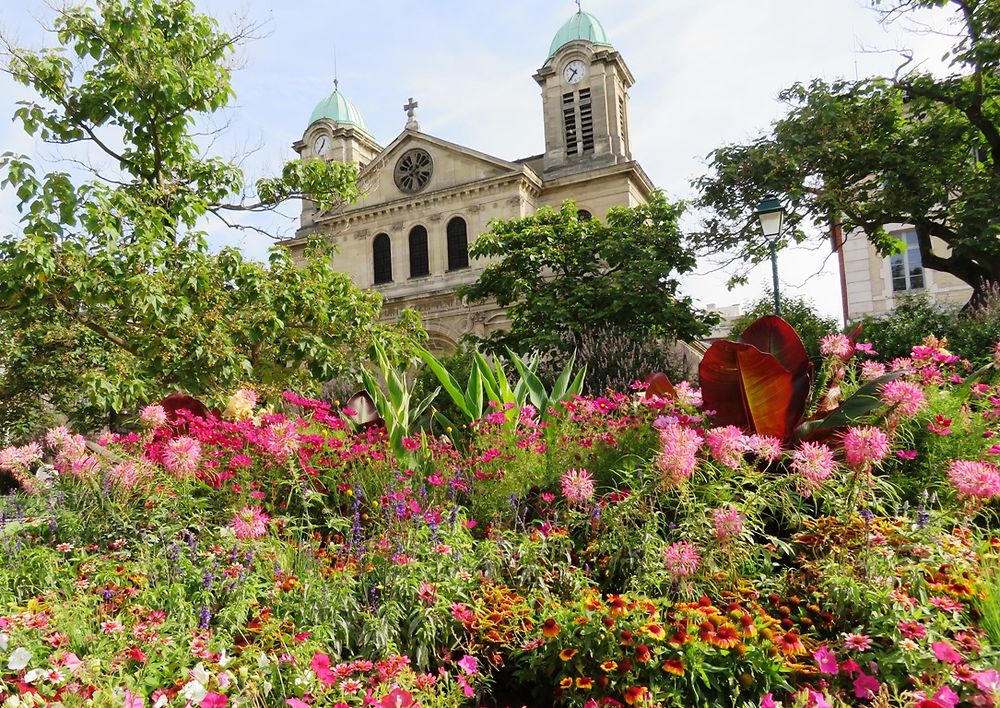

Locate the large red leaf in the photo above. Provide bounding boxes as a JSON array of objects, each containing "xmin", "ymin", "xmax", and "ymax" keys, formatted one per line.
[
  {"xmin": 699, "ymin": 340, "xmax": 797, "ymax": 440},
  {"xmin": 738, "ymin": 316, "xmax": 810, "ymax": 378},
  {"xmin": 643, "ymin": 372, "xmax": 677, "ymax": 400}
]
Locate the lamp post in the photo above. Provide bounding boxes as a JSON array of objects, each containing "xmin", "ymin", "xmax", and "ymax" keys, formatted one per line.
[{"xmin": 756, "ymin": 194, "xmax": 786, "ymax": 316}]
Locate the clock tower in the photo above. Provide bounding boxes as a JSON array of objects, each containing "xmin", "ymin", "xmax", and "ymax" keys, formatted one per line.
[{"xmin": 533, "ymin": 11, "xmax": 634, "ymax": 177}]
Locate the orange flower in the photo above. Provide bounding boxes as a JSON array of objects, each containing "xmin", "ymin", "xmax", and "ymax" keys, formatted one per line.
[
  {"xmin": 542, "ymin": 619, "xmax": 560, "ymax": 637},
  {"xmin": 709, "ymin": 624, "xmax": 740, "ymax": 649},
  {"xmin": 576, "ymin": 677, "xmax": 593, "ymax": 690},
  {"xmin": 584, "ymin": 596, "xmax": 604, "ymax": 611},
  {"xmin": 608, "ymin": 595, "xmax": 628, "ymax": 617},
  {"xmin": 559, "ymin": 648, "xmax": 578, "ymax": 661},
  {"xmin": 600, "ymin": 660, "xmax": 618, "ymax": 673},
  {"xmin": 661, "ymin": 657, "xmax": 685, "ymax": 676},
  {"xmin": 624, "ymin": 686, "xmax": 649, "ymax": 705},
  {"xmin": 635, "ymin": 644, "xmax": 651, "ymax": 663},
  {"xmin": 559, "ymin": 677, "xmax": 573, "ymax": 689},
  {"xmin": 776, "ymin": 631, "xmax": 805, "ymax": 656},
  {"xmin": 574, "ymin": 615, "xmax": 590, "ymax": 626},
  {"xmin": 642, "ymin": 623, "xmax": 666, "ymax": 641}
]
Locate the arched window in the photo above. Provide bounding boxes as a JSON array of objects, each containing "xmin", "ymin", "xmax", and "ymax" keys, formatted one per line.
[
  {"xmin": 373, "ymin": 233, "xmax": 392, "ymax": 284},
  {"xmin": 408, "ymin": 225, "xmax": 429, "ymax": 278},
  {"xmin": 447, "ymin": 216, "xmax": 469, "ymax": 271}
]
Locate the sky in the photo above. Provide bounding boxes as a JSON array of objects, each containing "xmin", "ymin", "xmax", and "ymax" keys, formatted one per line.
[{"xmin": 0, "ymin": 0, "xmax": 960, "ymax": 324}]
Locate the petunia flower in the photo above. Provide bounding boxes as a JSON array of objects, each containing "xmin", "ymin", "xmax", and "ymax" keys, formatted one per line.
[
  {"xmin": 853, "ymin": 672, "xmax": 880, "ymax": 700},
  {"xmin": 931, "ymin": 641, "xmax": 964, "ymax": 665},
  {"xmin": 813, "ymin": 645, "xmax": 838, "ymax": 675}
]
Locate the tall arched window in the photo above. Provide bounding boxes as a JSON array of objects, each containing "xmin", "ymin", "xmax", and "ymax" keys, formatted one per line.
[
  {"xmin": 373, "ymin": 233, "xmax": 392, "ymax": 284},
  {"xmin": 408, "ymin": 225, "xmax": 429, "ymax": 278},
  {"xmin": 447, "ymin": 216, "xmax": 469, "ymax": 271}
]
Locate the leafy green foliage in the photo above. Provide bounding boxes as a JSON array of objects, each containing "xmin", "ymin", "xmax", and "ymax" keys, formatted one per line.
[
  {"xmin": 0, "ymin": 0, "xmax": 420, "ymax": 434},
  {"xmin": 693, "ymin": 0, "xmax": 1000, "ymax": 303},
  {"xmin": 460, "ymin": 192, "xmax": 717, "ymax": 356}
]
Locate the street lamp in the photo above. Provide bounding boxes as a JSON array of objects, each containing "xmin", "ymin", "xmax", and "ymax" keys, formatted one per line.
[{"xmin": 756, "ymin": 194, "xmax": 786, "ymax": 316}]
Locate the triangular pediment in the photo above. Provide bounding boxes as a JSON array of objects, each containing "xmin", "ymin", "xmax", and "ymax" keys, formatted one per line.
[{"xmin": 353, "ymin": 130, "xmax": 524, "ymax": 208}]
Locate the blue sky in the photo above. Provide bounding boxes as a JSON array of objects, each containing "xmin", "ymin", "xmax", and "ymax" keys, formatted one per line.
[{"xmin": 0, "ymin": 0, "xmax": 957, "ymax": 321}]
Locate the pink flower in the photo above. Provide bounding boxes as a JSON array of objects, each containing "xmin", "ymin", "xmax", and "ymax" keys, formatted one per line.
[
  {"xmin": 712, "ymin": 507, "xmax": 745, "ymax": 540},
  {"xmin": 201, "ymin": 694, "xmax": 227, "ymax": 708},
  {"xmin": 973, "ymin": 669, "xmax": 1000, "ymax": 693},
  {"xmin": 657, "ymin": 423, "xmax": 702, "ymax": 486},
  {"xmin": 705, "ymin": 425, "xmax": 749, "ymax": 469},
  {"xmin": 561, "ymin": 468, "xmax": 595, "ymax": 505},
  {"xmin": 853, "ymin": 672, "xmax": 880, "ymax": 700},
  {"xmin": 813, "ymin": 645, "xmax": 838, "ymax": 675},
  {"xmin": 896, "ymin": 449, "xmax": 918, "ymax": 460},
  {"xmin": 898, "ymin": 620, "xmax": 926, "ymax": 639},
  {"xmin": 662, "ymin": 541, "xmax": 700, "ymax": 579},
  {"xmin": 930, "ymin": 596, "xmax": 964, "ymax": 613},
  {"xmin": 230, "ymin": 506, "xmax": 270, "ymax": 540},
  {"xmin": 842, "ymin": 633, "xmax": 872, "ymax": 651},
  {"xmin": 931, "ymin": 641, "xmax": 964, "ymax": 665},
  {"xmin": 932, "ymin": 685, "xmax": 960, "ymax": 708},
  {"xmin": 457, "ymin": 655, "xmax": 478, "ymax": 675},
  {"xmin": 163, "ymin": 436, "xmax": 202, "ymax": 478},
  {"xmin": 860, "ymin": 361, "xmax": 887, "ymax": 381},
  {"xmin": 842, "ymin": 426, "xmax": 890, "ymax": 468},
  {"xmin": 748, "ymin": 435, "xmax": 783, "ymax": 463},
  {"xmin": 286, "ymin": 700, "xmax": 310, "ymax": 708},
  {"xmin": 790, "ymin": 442, "xmax": 836, "ymax": 492},
  {"xmin": 820, "ymin": 334, "xmax": 854, "ymax": 361},
  {"xmin": 311, "ymin": 652, "xmax": 336, "ymax": 685},
  {"xmin": 760, "ymin": 693, "xmax": 777, "ymax": 708},
  {"xmin": 139, "ymin": 405, "xmax": 168, "ymax": 428},
  {"xmin": 124, "ymin": 690, "xmax": 144, "ymax": 708},
  {"xmin": 947, "ymin": 460, "xmax": 1000, "ymax": 500},
  {"xmin": 379, "ymin": 689, "xmax": 414, "ymax": 708},
  {"xmin": 880, "ymin": 379, "xmax": 926, "ymax": 417}
]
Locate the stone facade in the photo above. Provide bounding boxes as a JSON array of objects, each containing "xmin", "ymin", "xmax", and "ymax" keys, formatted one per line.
[{"xmin": 282, "ymin": 12, "xmax": 654, "ymax": 352}]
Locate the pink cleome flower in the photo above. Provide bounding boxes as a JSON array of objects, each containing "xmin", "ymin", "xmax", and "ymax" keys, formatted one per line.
[
  {"xmin": 231, "ymin": 506, "xmax": 270, "ymax": 540},
  {"xmin": 789, "ymin": 442, "xmax": 836, "ymax": 492},
  {"xmin": 748, "ymin": 435, "xmax": 783, "ymax": 463},
  {"xmin": 163, "ymin": 436, "xmax": 202, "ymax": 478},
  {"xmin": 139, "ymin": 404, "xmax": 168, "ymax": 428},
  {"xmin": 712, "ymin": 507, "xmax": 745, "ymax": 540},
  {"xmin": 879, "ymin": 379, "xmax": 926, "ymax": 417},
  {"xmin": 662, "ymin": 541, "xmax": 701, "ymax": 579},
  {"xmin": 820, "ymin": 334, "xmax": 854, "ymax": 361},
  {"xmin": 842, "ymin": 426, "xmax": 890, "ymax": 468},
  {"xmin": 705, "ymin": 425, "xmax": 749, "ymax": 469},
  {"xmin": 947, "ymin": 460, "xmax": 1000, "ymax": 500},
  {"xmin": 657, "ymin": 423, "xmax": 702, "ymax": 486},
  {"xmin": 561, "ymin": 468, "xmax": 595, "ymax": 506}
]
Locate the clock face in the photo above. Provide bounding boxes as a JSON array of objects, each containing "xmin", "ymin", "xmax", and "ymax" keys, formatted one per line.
[
  {"xmin": 563, "ymin": 59, "xmax": 587, "ymax": 85},
  {"xmin": 394, "ymin": 148, "xmax": 433, "ymax": 194},
  {"xmin": 314, "ymin": 135, "xmax": 330, "ymax": 155}
]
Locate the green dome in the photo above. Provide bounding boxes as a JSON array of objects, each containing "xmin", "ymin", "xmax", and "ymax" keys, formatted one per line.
[
  {"xmin": 548, "ymin": 11, "xmax": 613, "ymax": 58},
  {"xmin": 308, "ymin": 88, "xmax": 371, "ymax": 134}
]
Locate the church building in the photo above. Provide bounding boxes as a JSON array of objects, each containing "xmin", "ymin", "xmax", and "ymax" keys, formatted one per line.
[{"xmin": 283, "ymin": 10, "xmax": 654, "ymax": 351}]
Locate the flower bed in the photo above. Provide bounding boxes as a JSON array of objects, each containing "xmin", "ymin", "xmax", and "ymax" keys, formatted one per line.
[{"xmin": 0, "ymin": 327, "xmax": 998, "ymax": 707}]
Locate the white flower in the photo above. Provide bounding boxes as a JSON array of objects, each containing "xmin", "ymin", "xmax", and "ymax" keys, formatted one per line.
[
  {"xmin": 0, "ymin": 633, "xmax": 8, "ymax": 650},
  {"xmin": 261, "ymin": 680, "xmax": 272, "ymax": 696},
  {"xmin": 256, "ymin": 653, "xmax": 271, "ymax": 669},
  {"xmin": 22, "ymin": 668, "xmax": 44, "ymax": 684},
  {"xmin": 191, "ymin": 661, "xmax": 210, "ymax": 684},
  {"xmin": 7, "ymin": 646, "xmax": 31, "ymax": 671},
  {"xmin": 4, "ymin": 696, "xmax": 22, "ymax": 708},
  {"xmin": 218, "ymin": 649, "xmax": 232, "ymax": 667},
  {"xmin": 152, "ymin": 694, "xmax": 168, "ymax": 708},
  {"xmin": 180, "ymin": 679, "xmax": 207, "ymax": 703}
]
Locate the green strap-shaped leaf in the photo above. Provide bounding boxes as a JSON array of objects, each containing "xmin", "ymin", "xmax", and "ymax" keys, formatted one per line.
[{"xmin": 417, "ymin": 346, "xmax": 471, "ymax": 419}]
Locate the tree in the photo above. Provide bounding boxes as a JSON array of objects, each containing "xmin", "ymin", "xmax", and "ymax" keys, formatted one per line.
[
  {"xmin": 459, "ymin": 192, "xmax": 717, "ymax": 355},
  {"xmin": 726, "ymin": 292, "xmax": 839, "ymax": 364},
  {"xmin": 693, "ymin": 0, "xmax": 1000, "ymax": 306},
  {"xmin": 0, "ymin": 0, "xmax": 422, "ymax": 435}
]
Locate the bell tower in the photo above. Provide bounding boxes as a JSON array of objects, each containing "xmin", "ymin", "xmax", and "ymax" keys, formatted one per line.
[{"xmin": 534, "ymin": 10, "xmax": 634, "ymax": 177}]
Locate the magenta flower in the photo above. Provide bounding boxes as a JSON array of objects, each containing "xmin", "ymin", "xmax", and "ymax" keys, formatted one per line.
[
  {"xmin": 657, "ymin": 423, "xmax": 702, "ymax": 486},
  {"xmin": 163, "ymin": 436, "xmax": 202, "ymax": 478},
  {"xmin": 790, "ymin": 442, "xmax": 836, "ymax": 493},
  {"xmin": 880, "ymin": 379, "xmax": 926, "ymax": 417},
  {"xmin": 812, "ymin": 645, "xmax": 838, "ymax": 675},
  {"xmin": 760, "ymin": 693, "xmax": 777, "ymax": 708},
  {"xmin": 310, "ymin": 652, "xmax": 336, "ymax": 685},
  {"xmin": 947, "ymin": 460, "xmax": 1000, "ymax": 500},
  {"xmin": 842, "ymin": 426, "xmax": 890, "ymax": 468},
  {"xmin": 231, "ymin": 506, "xmax": 270, "ymax": 540},
  {"xmin": 853, "ymin": 672, "xmax": 880, "ymax": 700},
  {"xmin": 931, "ymin": 641, "xmax": 964, "ymax": 665},
  {"xmin": 561, "ymin": 468, "xmax": 595, "ymax": 506},
  {"xmin": 201, "ymin": 694, "xmax": 227, "ymax": 708},
  {"xmin": 286, "ymin": 700, "xmax": 310, "ymax": 708},
  {"xmin": 457, "ymin": 654, "xmax": 478, "ymax": 675},
  {"xmin": 820, "ymin": 334, "xmax": 854, "ymax": 361},
  {"xmin": 662, "ymin": 541, "xmax": 700, "ymax": 579},
  {"xmin": 705, "ymin": 425, "xmax": 749, "ymax": 469}
]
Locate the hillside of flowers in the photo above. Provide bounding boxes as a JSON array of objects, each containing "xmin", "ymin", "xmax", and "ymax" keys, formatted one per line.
[{"xmin": 1, "ymin": 319, "xmax": 999, "ymax": 707}]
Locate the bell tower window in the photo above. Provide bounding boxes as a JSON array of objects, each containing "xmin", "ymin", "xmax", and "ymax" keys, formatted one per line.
[
  {"xmin": 562, "ymin": 88, "xmax": 594, "ymax": 157},
  {"xmin": 447, "ymin": 217, "xmax": 469, "ymax": 270},
  {"xmin": 373, "ymin": 233, "xmax": 392, "ymax": 284},
  {"xmin": 408, "ymin": 225, "xmax": 430, "ymax": 278}
]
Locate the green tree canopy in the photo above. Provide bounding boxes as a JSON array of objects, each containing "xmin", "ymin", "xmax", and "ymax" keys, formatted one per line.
[
  {"xmin": 459, "ymin": 192, "xmax": 717, "ymax": 355},
  {"xmin": 0, "ymin": 0, "xmax": 422, "ymax": 436},
  {"xmin": 693, "ymin": 0, "xmax": 1000, "ymax": 305}
]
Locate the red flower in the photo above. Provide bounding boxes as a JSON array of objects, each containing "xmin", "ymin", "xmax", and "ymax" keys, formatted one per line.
[
  {"xmin": 634, "ymin": 645, "xmax": 651, "ymax": 663},
  {"xmin": 542, "ymin": 619, "xmax": 560, "ymax": 637},
  {"xmin": 661, "ymin": 657, "xmax": 684, "ymax": 676},
  {"xmin": 624, "ymin": 686, "xmax": 649, "ymax": 705}
]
